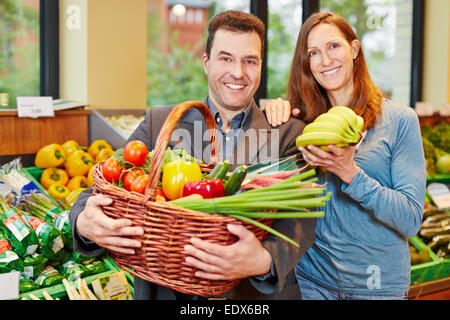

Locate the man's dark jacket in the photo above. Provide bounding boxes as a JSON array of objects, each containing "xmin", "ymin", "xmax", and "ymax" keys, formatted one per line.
[{"xmin": 69, "ymin": 99, "xmax": 317, "ymax": 300}]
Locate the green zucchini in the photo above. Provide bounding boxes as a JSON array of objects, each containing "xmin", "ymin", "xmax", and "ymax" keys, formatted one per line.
[
  {"xmin": 206, "ymin": 160, "xmax": 230, "ymax": 180},
  {"xmin": 224, "ymin": 165, "xmax": 248, "ymax": 196}
]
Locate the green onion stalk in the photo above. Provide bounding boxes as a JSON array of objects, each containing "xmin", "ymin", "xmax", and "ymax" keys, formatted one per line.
[{"xmin": 172, "ymin": 168, "xmax": 331, "ymax": 247}]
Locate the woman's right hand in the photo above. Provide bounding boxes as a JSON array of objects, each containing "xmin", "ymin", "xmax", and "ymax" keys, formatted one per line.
[
  {"xmin": 261, "ymin": 98, "xmax": 301, "ymax": 127},
  {"xmin": 76, "ymin": 194, "xmax": 144, "ymax": 254}
]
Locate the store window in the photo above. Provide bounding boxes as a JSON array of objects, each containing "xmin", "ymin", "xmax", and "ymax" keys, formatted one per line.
[
  {"xmin": 146, "ymin": 0, "xmax": 250, "ymax": 107},
  {"xmin": 0, "ymin": 0, "xmax": 40, "ymax": 109},
  {"xmin": 266, "ymin": 0, "xmax": 303, "ymax": 99},
  {"xmin": 320, "ymin": 0, "xmax": 414, "ymax": 106}
]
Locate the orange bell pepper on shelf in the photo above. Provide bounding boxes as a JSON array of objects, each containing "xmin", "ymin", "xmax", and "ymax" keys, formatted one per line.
[
  {"xmin": 65, "ymin": 150, "xmax": 95, "ymax": 177},
  {"xmin": 40, "ymin": 168, "xmax": 69, "ymax": 190},
  {"xmin": 67, "ymin": 176, "xmax": 88, "ymax": 191},
  {"xmin": 48, "ymin": 184, "xmax": 70, "ymax": 201},
  {"xmin": 34, "ymin": 144, "xmax": 66, "ymax": 169}
]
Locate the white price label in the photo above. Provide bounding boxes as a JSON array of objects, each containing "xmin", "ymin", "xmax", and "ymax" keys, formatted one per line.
[
  {"xmin": 17, "ymin": 96, "xmax": 54, "ymax": 118},
  {"xmin": 0, "ymin": 271, "xmax": 20, "ymax": 300}
]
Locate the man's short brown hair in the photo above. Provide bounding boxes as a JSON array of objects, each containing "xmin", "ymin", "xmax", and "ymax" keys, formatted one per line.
[{"xmin": 205, "ymin": 10, "xmax": 265, "ymax": 59}]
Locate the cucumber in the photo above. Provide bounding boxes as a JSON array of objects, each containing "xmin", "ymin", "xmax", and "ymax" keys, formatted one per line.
[
  {"xmin": 206, "ymin": 160, "xmax": 230, "ymax": 180},
  {"xmin": 224, "ymin": 165, "xmax": 248, "ymax": 196}
]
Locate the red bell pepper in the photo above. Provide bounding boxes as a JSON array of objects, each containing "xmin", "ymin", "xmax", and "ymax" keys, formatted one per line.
[{"xmin": 182, "ymin": 179, "xmax": 224, "ymax": 199}]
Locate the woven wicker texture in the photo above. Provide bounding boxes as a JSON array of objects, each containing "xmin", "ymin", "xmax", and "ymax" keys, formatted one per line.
[{"xmin": 92, "ymin": 101, "xmax": 271, "ymax": 296}]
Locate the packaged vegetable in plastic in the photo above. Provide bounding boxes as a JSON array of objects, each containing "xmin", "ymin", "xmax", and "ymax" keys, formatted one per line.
[
  {"xmin": 0, "ymin": 229, "xmax": 24, "ymax": 273},
  {"xmin": 44, "ymin": 209, "xmax": 73, "ymax": 250},
  {"xmin": 19, "ymin": 275, "xmax": 40, "ymax": 293},
  {"xmin": 22, "ymin": 214, "xmax": 67, "ymax": 263},
  {"xmin": 0, "ymin": 200, "xmax": 39, "ymax": 258},
  {"xmin": 58, "ymin": 259, "xmax": 89, "ymax": 281},
  {"xmin": 35, "ymin": 265, "xmax": 64, "ymax": 287},
  {"xmin": 22, "ymin": 253, "xmax": 48, "ymax": 280},
  {"xmin": 71, "ymin": 251, "xmax": 102, "ymax": 264},
  {"xmin": 83, "ymin": 259, "xmax": 107, "ymax": 276}
]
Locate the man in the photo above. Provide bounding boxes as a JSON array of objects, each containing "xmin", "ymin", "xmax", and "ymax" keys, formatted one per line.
[{"xmin": 69, "ymin": 10, "xmax": 316, "ymax": 300}]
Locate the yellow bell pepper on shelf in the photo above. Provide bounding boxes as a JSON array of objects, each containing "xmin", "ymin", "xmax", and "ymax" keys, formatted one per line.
[
  {"xmin": 67, "ymin": 176, "xmax": 88, "ymax": 191},
  {"xmin": 88, "ymin": 140, "xmax": 113, "ymax": 159},
  {"xmin": 95, "ymin": 147, "xmax": 115, "ymax": 163},
  {"xmin": 34, "ymin": 144, "xmax": 66, "ymax": 169},
  {"xmin": 40, "ymin": 168, "xmax": 69, "ymax": 190},
  {"xmin": 65, "ymin": 150, "xmax": 95, "ymax": 177},
  {"xmin": 86, "ymin": 165, "xmax": 96, "ymax": 188},
  {"xmin": 65, "ymin": 187, "xmax": 86, "ymax": 207},
  {"xmin": 161, "ymin": 160, "xmax": 202, "ymax": 200},
  {"xmin": 48, "ymin": 184, "xmax": 70, "ymax": 201},
  {"xmin": 61, "ymin": 140, "xmax": 81, "ymax": 158}
]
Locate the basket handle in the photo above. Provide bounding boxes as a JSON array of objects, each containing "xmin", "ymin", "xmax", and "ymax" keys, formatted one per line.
[{"xmin": 144, "ymin": 101, "xmax": 220, "ymax": 198}]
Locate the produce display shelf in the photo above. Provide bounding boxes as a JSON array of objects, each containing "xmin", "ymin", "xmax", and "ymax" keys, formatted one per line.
[
  {"xmin": 17, "ymin": 167, "xmax": 135, "ymax": 299},
  {"xmin": 19, "ymin": 256, "xmax": 127, "ymax": 300},
  {"xmin": 410, "ymin": 236, "xmax": 450, "ymax": 284}
]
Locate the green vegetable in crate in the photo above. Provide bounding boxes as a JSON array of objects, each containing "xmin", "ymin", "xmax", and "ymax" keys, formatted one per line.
[
  {"xmin": 71, "ymin": 251, "xmax": 102, "ymax": 264},
  {"xmin": 58, "ymin": 260, "xmax": 89, "ymax": 281},
  {"xmin": 22, "ymin": 191, "xmax": 73, "ymax": 250},
  {"xmin": 22, "ymin": 253, "xmax": 48, "ymax": 280},
  {"xmin": 22, "ymin": 214, "xmax": 68, "ymax": 263},
  {"xmin": 83, "ymin": 259, "xmax": 107, "ymax": 276},
  {"xmin": 45, "ymin": 209, "xmax": 73, "ymax": 250},
  {"xmin": 19, "ymin": 276, "xmax": 40, "ymax": 293},
  {"xmin": 0, "ymin": 200, "xmax": 39, "ymax": 258},
  {"xmin": 35, "ymin": 265, "xmax": 65, "ymax": 288},
  {"xmin": 0, "ymin": 229, "xmax": 24, "ymax": 273}
]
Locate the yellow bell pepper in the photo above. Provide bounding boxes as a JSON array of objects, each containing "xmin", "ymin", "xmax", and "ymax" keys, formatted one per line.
[
  {"xmin": 95, "ymin": 147, "xmax": 115, "ymax": 163},
  {"xmin": 65, "ymin": 150, "xmax": 95, "ymax": 177},
  {"xmin": 48, "ymin": 184, "xmax": 70, "ymax": 201},
  {"xmin": 65, "ymin": 187, "xmax": 86, "ymax": 207},
  {"xmin": 61, "ymin": 140, "xmax": 78, "ymax": 157},
  {"xmin": 86, "ymin": 165, "xmax": 96, "ymax": 188},
  {"xmin": 162, "ymin": 160, "xmax": 202, "ymax": 200},
  {"xmin": 67, "ymin": 176, "xmax": 88, "ymax": 191},
  {"xmin": 88, "ymin": 140, "xmax": 113, "ymax": 159},
  {"xmin": 40, "ymin": 168, "xmax": 69, "ymax": 190},
  {"xmin": 34, "ymin": 144, "xmax": 66, "ymax": 169}
]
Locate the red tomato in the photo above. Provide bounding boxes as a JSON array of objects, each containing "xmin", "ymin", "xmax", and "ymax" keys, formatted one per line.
[
  {"xmin": 156, "ymin": 188, "xmax": 166, "ymax": 199},
  {"xmin": 130, "ymin": 174, "xmax": 150, "ymax": 194},
  {"xmin": 123, "ymin": 168, "xmax": 145, "ymax": 191},
  {"xmin": 123, "ymin": 140, "xmax": 148, "ymax": 167},
  {"xmin": 102, "ymin": 158, "xmax": 123, "ymax": 183}
]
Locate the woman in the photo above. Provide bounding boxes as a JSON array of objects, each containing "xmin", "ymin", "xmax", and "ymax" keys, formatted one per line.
[{"xmin": 264, "ymin": 12, "xmax": 426, "ymax": 300}]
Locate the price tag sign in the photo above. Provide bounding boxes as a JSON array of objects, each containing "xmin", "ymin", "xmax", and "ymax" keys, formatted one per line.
[
  {"xmin": 17, "ymin": 96, "xmax": 54, "ymax": 118},
  {"xmin": 0, "ymin": 271, "xmax": 20, "ymax": 300},
  {"xmin": 427, "ymin": 183, "xmax": 450, "ymax": 209}
]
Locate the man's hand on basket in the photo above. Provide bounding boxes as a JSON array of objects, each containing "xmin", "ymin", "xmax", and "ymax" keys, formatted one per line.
[
  {"xmin": 76, "ymin": 195, "xmax": 144, "ymax": 255},
  {"xmin": 183, "ymin": 224, "xmax": 272, "ymax": 280}
]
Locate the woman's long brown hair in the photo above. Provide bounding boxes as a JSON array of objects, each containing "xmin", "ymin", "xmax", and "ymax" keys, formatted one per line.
[{"xmin": 286, "ymin": 12, "xmax": 383, "ymax": 130}]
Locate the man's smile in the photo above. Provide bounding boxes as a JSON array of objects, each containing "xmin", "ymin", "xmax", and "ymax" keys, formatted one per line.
[{"xmin": 224, "ymin": 82, "xmax": 247, "ymax": 90}]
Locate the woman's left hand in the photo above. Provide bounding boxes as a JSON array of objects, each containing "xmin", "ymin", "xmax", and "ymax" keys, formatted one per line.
[{"xmin": 299, "ymin": 144, "xmax": 359, "ymax": 185}]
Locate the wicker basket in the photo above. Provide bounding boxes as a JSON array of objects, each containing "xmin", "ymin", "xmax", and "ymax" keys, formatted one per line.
[{"xmin": 92, "ymin": 101, "xmax": 272, "ymax": 296}]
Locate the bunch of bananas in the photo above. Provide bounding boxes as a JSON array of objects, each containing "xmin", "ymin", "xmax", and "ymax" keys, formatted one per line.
[{"xmin": 296, "ymin": 106, "xmax": 364, "ymax": 151}]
